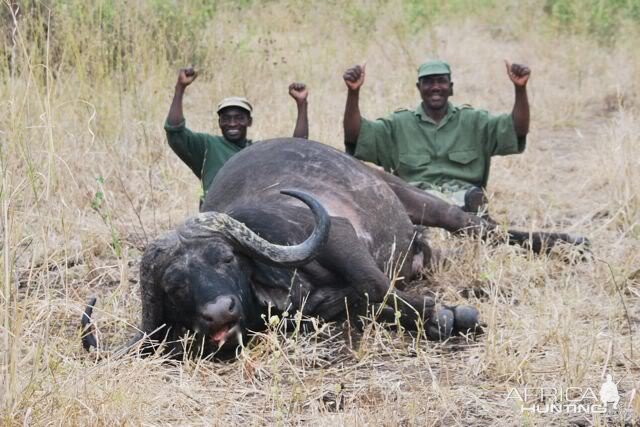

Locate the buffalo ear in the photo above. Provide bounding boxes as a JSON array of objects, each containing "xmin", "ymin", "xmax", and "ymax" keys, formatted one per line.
[{"xmin": 139, "ymin": 231, "xmax": 181, "ymax": 334}]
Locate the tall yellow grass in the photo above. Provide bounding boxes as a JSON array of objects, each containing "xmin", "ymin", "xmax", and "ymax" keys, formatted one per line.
[{"xmin": 1, "ymin": 0, "xmax": 639, "ymax": 425}]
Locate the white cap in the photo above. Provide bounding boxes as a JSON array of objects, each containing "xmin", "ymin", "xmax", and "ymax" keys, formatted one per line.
[{"xmin": 216, "ymin": 96, "xmax": 253, "ymax": 114}]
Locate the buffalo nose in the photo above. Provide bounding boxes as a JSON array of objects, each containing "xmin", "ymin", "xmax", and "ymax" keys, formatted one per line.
[{"xmin": 200, "ymin": 295, "xmax": 241, "ymax": 325}]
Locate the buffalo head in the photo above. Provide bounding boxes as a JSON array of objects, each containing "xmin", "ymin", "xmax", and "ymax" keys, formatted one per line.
[{"xmin": 82, "ymin": 190, "xmax": 330, "ymax": 356}]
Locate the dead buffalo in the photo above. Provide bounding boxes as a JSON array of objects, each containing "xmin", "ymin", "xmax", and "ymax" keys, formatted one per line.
[{"xmin": 82, "ymin": 138, "xmax": 585, "ymax": 357}]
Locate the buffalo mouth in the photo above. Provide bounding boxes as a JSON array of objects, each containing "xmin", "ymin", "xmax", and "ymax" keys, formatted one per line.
[{"xmin": 207, "ymin": 322, "xmax": 242, "ymax": 348}]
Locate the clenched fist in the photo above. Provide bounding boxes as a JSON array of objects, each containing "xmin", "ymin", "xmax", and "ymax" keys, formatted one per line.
[
  {"xmin": 289, "ymin": 82, "xmax": 308, "ymax": 104},
  {"xmin": 177, "ymin": 67, "xmax": 198, "ymax": 88},
  {"xmin": 343, "ymin": 64, "xmax": 366, "ymax": 92},
  {"xmin": 505, "ymin": 61, "xmax": 530, "ymax": 87}
]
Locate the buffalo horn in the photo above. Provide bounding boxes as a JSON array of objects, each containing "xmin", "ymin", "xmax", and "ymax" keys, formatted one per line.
[{"xmin": 187, "ymin": 189, "xmax": 330, "ymax": 267}]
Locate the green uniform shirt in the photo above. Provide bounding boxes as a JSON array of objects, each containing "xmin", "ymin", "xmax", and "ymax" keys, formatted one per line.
[
  {"xmin": 354, "ymin": 102, "xmax": 526, "ymax": 192},
  {"xmin": 164, "ymin": 119, "xmax": 251, "ymax": 195}
]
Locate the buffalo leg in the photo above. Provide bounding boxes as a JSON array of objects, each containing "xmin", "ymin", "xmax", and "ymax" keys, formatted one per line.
[
  {"xmin": 317, "ymin": 218, "xmax": 479, "ymax": 339},
  {"xmin": 377, "ymin": 170, "xmax": 588, "ymax": 253},
  {"xmin": 376, "ymin": 170, "xmax": 485, "ymax": 232}
]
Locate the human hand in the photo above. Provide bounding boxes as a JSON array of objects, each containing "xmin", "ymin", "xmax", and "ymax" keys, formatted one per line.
[
  {"xmin": 343, "ymin": 64, "xmax": 366, "ymax": 91},
  {"xmin": 177, "ymin": 66, "xmax": 198, "ymax": 88},
  {"xmin": 505, "ymin": 61, "xmax": 530, "ymax": 87},
  {"xmin": 288, "ymin": 82, "xmax": 308, "ymax": 104}
]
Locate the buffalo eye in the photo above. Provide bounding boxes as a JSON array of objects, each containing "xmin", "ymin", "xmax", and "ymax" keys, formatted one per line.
[
  {"xmin": 221, "ymin": 254, "xmax": 234, "ymax": 264},
  {"xmin": 164, "ymin": 281, "xmax": 187, "ymax": 293}
]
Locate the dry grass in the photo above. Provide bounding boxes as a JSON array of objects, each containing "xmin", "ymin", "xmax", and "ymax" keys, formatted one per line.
[{"xmin": 1, "ymin": 0, "xmax": 639, "ymax": 425}]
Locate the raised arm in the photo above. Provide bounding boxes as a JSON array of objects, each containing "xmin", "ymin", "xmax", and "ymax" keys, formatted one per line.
[
  {"xmin": 167, "ymin": 67, "xmax": 198, "ymax": 126},
  {"xmin": 289, "ymin": 82, "xmax": 309, "ymax": 139},
  {"xmin": 505, "ymin": 61, "xmax": 530, "ymax": 137},
  {"xmin": 343, "ymin": 64, "xmax": 365, "ymax": 154}
]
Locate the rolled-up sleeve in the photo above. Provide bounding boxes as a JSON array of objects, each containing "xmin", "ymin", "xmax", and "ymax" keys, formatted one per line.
[
  {"xmin": 164, "ymin": 119, "xmax": 207, "ymax": 178},
  {"xmin": 354, "ymin": 116, "xmax": 396, "ymax": 172},
  {"xmin": 482, "ymin": 112, "xmax": 526, "ymax": 156}
]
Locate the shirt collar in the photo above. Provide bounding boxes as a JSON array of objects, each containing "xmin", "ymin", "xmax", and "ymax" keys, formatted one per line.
[
  {"xmin": 414, "ymin": 102, "xmax": 458, "ymax": 127},
  {"xmin": 223, "ymin": 137, "xmax": 252, "ymax": 149}
]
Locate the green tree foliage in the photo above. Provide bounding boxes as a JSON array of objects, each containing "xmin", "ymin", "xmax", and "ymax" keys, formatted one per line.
[
  {"xmin": 544, "ymin": 0, "xmax": 640, "ymax": 43},
  {"xmin": 1, "ymin": 0, "xmax": 217, "ymax": 79},
  {"xmin": 403, "ymin": 0, "xmax": 496, "ymax": 33},
  {"xmin": 2, "ymin": 0, "xmax": 638, "ymax": 81}
]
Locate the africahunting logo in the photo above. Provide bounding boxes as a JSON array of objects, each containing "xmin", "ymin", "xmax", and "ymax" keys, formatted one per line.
[{"xmin": 506, "ymin": 375, "xmax": 637, "ymax": 417}]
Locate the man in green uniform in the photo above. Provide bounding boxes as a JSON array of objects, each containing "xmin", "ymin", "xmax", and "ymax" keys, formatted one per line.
[
  {"xmin": 165, "ymin": 66, "xmax": 309, "ymax": 205},
  {"xmin": 342, "ymin": 60, "xmax": 530, "ymax": 213}
]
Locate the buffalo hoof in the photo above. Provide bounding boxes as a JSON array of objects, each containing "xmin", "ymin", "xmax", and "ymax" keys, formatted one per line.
[
  {"xmin": 560, "ymin": 234, "xmax": 591, "ymax": 252},
  {"xmin": 570, "ymin": 235, "xmax": 589, "ymax": 246},
  {"xmin": 452, "ymin": 305, "xmax": 482, "ymax": 335},
  {"xmin": 553, "ymin": 234, "xmax": 592, "ymax": 263},
  {"xmin": 426, "ymin": 307, "xmax": 454, "ymax": 340}
]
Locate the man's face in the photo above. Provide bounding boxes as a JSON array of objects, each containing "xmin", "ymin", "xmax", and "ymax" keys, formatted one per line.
[
  {"xmin": 218, "ymin": 107, "xmax": 252, "ymax": 142},
  {"xmin": 416, "ymin": 74, "xmax": 453, "ymax": 111}
]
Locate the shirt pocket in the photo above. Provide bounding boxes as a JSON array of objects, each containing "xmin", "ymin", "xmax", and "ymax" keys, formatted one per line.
[
  {"xmin": 447, "ymin": 149, "xmax": 479, "ymax": 165},
  {"xmin": 446, "ymin": 149, "xmax": 484, "ymax": 185},
  {"xmin": 397, "ymin": 153, "xmax": 432, "ymax": 181}
]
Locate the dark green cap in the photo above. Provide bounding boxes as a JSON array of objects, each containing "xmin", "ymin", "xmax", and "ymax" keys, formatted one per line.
[{"xmin": 417, "ymin": 60, "xmax": 451, "ymax": 79}]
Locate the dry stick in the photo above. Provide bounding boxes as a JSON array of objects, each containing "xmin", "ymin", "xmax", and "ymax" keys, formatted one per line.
[
  {"xmin": 598, "ymin": 258, "xmax": 634, "ymax": 362},
  {"xmin": 344, "ymin": 297, "xmax": 353, "ymax": 350},
  {"xmin": 115, "ymin": 171, "xmax": 149, "ymax": 247},
  {"xmin": 1, "ymin": 184, "xmax": 11, "ymax": 407},
  {"xmin": 133, "ymin": 83, "xmax": 159, "ymax": 237},
  {"xmin": 601, "ymin": 340, "xmax": 613, "ymax": 379},
  {"xmin": 147, "ymin": 168, "xmax": 158, "ymax": 237},
  {"xmin": 44, "ymin": 10, "xmax": 56, "ymax": 202}
]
